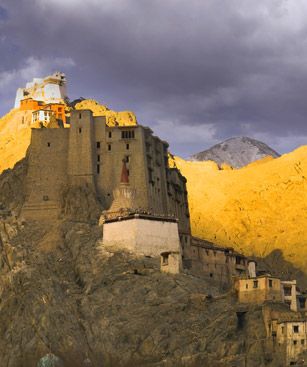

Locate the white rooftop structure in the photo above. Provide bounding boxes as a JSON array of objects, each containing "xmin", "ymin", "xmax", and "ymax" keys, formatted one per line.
[{"xmin": 15, "ymin": 72, "xmax": 67, "ymax": 108}]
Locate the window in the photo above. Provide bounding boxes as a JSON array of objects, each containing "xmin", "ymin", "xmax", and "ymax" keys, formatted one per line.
[
  {"xmin": 79, "ymin": 128, "xmax": 82, "ymax": 134},
  {"xmin": 47, "ymin": 142, "xmax": 51, "ymax": 147},
  {"xmin": 108, "ymin": 144, "xmax": 111, "ymax": 151},
  {"xmin": 269, "ymin": 279, "xmax": 273, "ymax": 288},
  {"xmin": 209, "ymin": 273, "xmax": 213, "ymax": 278},
  {"xmin": 126, "ymin": 143, "xmax": 129, "ymax": 150},
  {"xmin": 246, "ymin": 284, "xmax": 248, "ymax": 289},
  {"xmin": 281, "ymin": 326, "xmax": 285, "ymax": 334},
  {"xmin": 125, "ymin": 155, "xmax": 130, "ymax": 163},
  {"xmin": 79, "ymin": 113, "xmax": 82, "ymax": 119},
  {"xmin": 162, "ymin": 254, "xmax": 169, "ymax": 265},
  {"xmin": 293, "ymin": 326, "xmax": 299, "ymax": 333},
  {"xmin": 284, "ymin": 286, "xmax": 292, "ymax": 296},
  {"xmin": 121, "ymin": 130, "xmax": 135, "ymax": 139},
  {"xmin": 108, "ymin": 131, "xmax": 112, "ymax": 138},
  {"xmin": 293, "ymin": 340, "xmax": 297, "ymax": 345},
  {"xmin": 148, "ymin": 168, "xmax": 153, "ymax": 183},
  {"xmin": 97, "ymin": 155, "xmax": 100, "ymax": 162},
  {"xmin": 299, "ymin": 298, "xmax": 306, "ymax": 309},
  {"xmin": 96, "ymin": 165, "xmax": 100, "ymax": 174},
  {"xmin": 301, "ymin": 340, "xmax": 305, "ymax": 345},
  {"xmin": 253, "ymin": 280, "xmax": 258, "ymax": 288},
  {"xmin": 96, "ymin": 142, "xmax": 101, "ymax": 149}
]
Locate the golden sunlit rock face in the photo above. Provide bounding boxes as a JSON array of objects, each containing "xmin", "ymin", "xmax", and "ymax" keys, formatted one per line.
[
  {"xmin": 74, "ymin": 99, "xmax": 137, "ymax": 126},
  {"xmin": 172, "ymin": 150, "xmax": 307, "ymax": 271},
  {"xmin": 0, "ymin": 109, "xmax": 32, "ymax": 173}
]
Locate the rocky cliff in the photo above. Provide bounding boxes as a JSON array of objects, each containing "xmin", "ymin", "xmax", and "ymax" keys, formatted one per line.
[
  {"xmin": 190, "ymin": 137, "xmax": 280, "ymax": 168},
  {"xmin": 0, "ymin": 195, "xmax": 283, "ymax": 367}
]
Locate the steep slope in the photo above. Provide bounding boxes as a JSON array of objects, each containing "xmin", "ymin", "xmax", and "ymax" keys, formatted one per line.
[
  {"xmin": 0, "ymin": 215, "xmax": 282, "ymax": 367},
  {"xmin": 173, "ymin": 147, "xmax": 307, "ymax": 272},
  {"xmin": 191, "ymin": 137, "xmax": 280, "ymax": 168},
  {"xmin": 0, "ymin": 109, "xmax": 32, "ymax": 173}
]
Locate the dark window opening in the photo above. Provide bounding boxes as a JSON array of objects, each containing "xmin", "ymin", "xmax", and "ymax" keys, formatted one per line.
[
  {"xmin": 162, "ymin": 254, "xmax": 169, "ymax": 265},
  {"xmin": 293, "ymin": 326, "xmax": 299, "ymax": 333},
  {"xmin": 79, "ymin": 128, "xmax": 82, "ymax": 133},
  {"xmin": 126, "ymin": 143, "xmax": 129, "ymax": 150},
  {"xmin": 284, "ymin": 286, "xmax": 292, "ymax": 296},
  {"xmin": 209, "ymin": 273, "xmax": 213, "ymax": 278},
  {"xmin": 269, "ymin": 279, "xmax": 273, "ymax": 288},
  {"xmin": 246, "ymin": 284, "xmax": 248, "ymax": 289},
  {"xmin": 47, "ymin": 142, "xmax": 51, "ymax": 147},
  {"xmin": 79, "ymin": 113, "xmax": 82, "ymax": 119},
  {"xmin": 125, "ymin": 155, "xmax": 130, "ymax": 163},
  {"xmin": 293, "ymin": 340, "xmax": 297, "ymax": 345},
  {"xmin": 108, "ymin": 144, "xmax": 111, "ymax": 151},
  {"xmin": 127, "ymin": 169, "xmax": 130, "ymax": 176},
  {"xmin": 108, "ymin": 131, "xmax": 112, "ymax": 138},
  {"xmin": 121, "ymin": 130, "xmax": 135, "ymax": 139},
  {"xmin": 301, "ymin": 339, "xmax": 305, "ymax": 345},
  {"xmin": 299, "ymin": 298, "xmax": 306, "ymax": 309},
  {"xmin": 236, "ymin": 311, "xmax": 246, "ymax": 330},
  {"xmin": 148, "ymin": 168, "xmax": 153, "ymax": 183},
  {"xmin": 253, "ymin": 280, "xmax": 258, "ymax": 288},
  {"xmin": 97, "ymin": 142, "xmax": 100, "ymax": 149},
  {"xmin": 97, "ymin": 165, "xmax": 100, "ymax": 174},
  {"xmin": 97, "ymin": 155, "xmax": 100, "ymax": 162}
]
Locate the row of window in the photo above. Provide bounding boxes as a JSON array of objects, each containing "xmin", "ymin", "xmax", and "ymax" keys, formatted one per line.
[
  {"xmin": 96, "ymin": 142, "xmax": 130, "ymax": 151},
  {"xmin": 78, "ymin": 130, "xmax": 134, "ymax": 141}
]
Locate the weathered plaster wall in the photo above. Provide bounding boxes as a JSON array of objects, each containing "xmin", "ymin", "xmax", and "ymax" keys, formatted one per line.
[
  {"xmin": 238, "ymin": 277, "xmax": 282, "ymax": 304},
  {"xmin": 103, "ymin": 218, "xmax": 181, "ymax": 256}
]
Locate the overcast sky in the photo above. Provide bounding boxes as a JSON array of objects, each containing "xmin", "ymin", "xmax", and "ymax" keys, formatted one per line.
[{"xmin": 1, "ymin": 0, "xmax": 307, "ymax": 157}]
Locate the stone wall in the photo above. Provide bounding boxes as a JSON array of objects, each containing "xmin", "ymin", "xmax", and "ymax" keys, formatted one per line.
[
  {"xmin": 21, "ymin": 128, "xmax": 69, "ymax": 219},
  {"xmin": 68, "ymin": 110, "xmax": 96, "ymax": 187}
]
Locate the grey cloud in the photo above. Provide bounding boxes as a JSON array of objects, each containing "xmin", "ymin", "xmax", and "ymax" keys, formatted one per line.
[{"xmin": 1, "ymin": 0, "xmax": 307, "ymax": 156}]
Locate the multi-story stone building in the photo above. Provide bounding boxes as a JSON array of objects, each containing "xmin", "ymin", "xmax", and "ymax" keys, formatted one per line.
[
  {"xmin": 22, "ymin": 110, "xmax": 191, "ymax": 248},
  {"xmin": 185, "ymin": 237, "xmax": 251, "ymax": 286}
]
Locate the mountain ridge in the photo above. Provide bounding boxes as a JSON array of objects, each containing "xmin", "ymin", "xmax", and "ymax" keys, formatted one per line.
[{"xmin": 190, "ymin": 136, "xmax": 280, "ymax": 168}]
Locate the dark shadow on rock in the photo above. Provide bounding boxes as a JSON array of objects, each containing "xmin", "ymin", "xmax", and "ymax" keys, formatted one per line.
[{"xmin": 256, "ymin": 249, "xmax": 307, "ymax": 290}]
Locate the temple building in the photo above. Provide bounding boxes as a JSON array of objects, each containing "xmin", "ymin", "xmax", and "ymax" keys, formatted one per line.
[{"xmin": 15, "ymin": 72, "xmax": 67, "ymax": 108}]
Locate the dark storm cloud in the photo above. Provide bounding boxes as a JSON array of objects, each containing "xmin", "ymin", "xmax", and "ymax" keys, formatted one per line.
[{"xmin": 1, "ymin": 0, "xmax": 307, "ymax": 156}]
